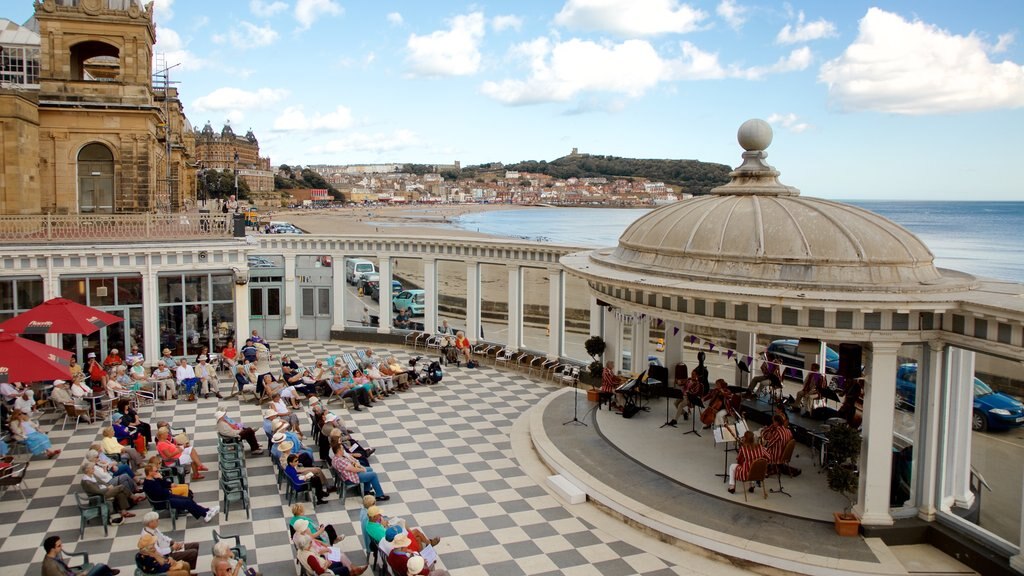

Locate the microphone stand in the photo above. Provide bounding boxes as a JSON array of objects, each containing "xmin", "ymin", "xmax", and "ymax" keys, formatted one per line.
[{"xmin": 563, "ymin": 376, "xmax": 587, "ymax": 427}]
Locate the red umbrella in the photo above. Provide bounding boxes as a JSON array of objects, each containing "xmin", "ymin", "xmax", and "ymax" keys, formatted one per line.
[
  {"xmin": 0, "ymin": 297, "xmax": 123, "ymax": 335},
  {"xmin": 0, "ymin": 331, "xmax": 72, "ymax": 383}
]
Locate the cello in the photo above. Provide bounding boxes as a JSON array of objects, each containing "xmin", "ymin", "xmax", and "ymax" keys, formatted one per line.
[{"xmin": 700, "ymin": 379, "xmax": 731, "ymax": 427}]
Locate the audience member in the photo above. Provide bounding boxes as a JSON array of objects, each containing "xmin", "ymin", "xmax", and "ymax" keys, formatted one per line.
[
  {"xmin": 41, "ymin": 535, "xmax": 119, "ymax": 576},
  {"xmin": 140, "ymin": 512, "xmax": 200, "ymax": 569},
  {"xmin": 142, "ymin": 465, "xmax": 219, "ymax": 522}
]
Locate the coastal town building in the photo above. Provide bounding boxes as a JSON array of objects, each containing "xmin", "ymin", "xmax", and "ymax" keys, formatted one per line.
[{"xmin": 193, "ymin": 121, "xmax": 276, "ymax": 207}]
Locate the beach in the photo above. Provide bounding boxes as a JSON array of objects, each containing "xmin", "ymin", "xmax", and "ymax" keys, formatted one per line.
[{"xmin": 280, "ymin": 203, "xmax": 531, "ymax": 240}]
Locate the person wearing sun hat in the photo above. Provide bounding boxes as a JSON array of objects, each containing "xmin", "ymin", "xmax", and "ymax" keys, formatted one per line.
[
  {"xmin": 275, "ymin": 419, "xmax": 316, "ymax": 465},
  {"xmin": 262, "ymin": 407, "xmax": 280, "ymax": 439},
  {"xmin": 216, "ymin": 408, "xmax": 264, "ymax": 455},
  {"xmin": 388, "ymin": 538, "xmax": 429, "ymax": 576},
  {"xmin": 136, "ymin": 532, "xmax": 191, "ymax": 576}
]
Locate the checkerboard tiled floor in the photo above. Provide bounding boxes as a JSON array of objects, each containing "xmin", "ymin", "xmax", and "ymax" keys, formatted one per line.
[{"xmin": 2, "ymin": 339, "xmax": 695, "ymax": 575}]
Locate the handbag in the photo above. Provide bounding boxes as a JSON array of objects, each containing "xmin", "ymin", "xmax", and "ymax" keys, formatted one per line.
[{"xmin": 171, "ymin": 484, "xmax": 189, "ymax": 497}]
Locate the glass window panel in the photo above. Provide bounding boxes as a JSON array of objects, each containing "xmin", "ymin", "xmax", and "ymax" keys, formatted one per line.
[
  {"xmin": 317, "ymin": 288, "xmax": 330, "ymax": 316},
  {"xmin": 267, "ymin": 288, "xmax": 281, "ymax": 317},
  {"xmin": 128, "ymin": 307, "xmax": 144, "ymax": 352},
  {"xmin": 61, "ymin": 278, "xmax": 88, "ymax": 304},
  {"xmin": 184, "ymin": 274, "xmax": 209, "ymax": 303},
  {"xmin": 302, "ymin": 288, "xmax": 314, "ymax": 317},
  {"xmin": 521, "ymin": 267, "xmax": 547, "ymax": 352},
  {"xmin": 16, "ymin": 279, "xmax": 43, "ymax": 309},
  {"xmin": 159, "ymin": 275, "xmax": 182, "ymax": 303},
  {"xmin": 249, "ymin": 287, "xmax": 263, "ymax": 316},
  {"xmin": 436, "ymin": 260, "xmax": 466, "ymax": 335},
  {"xmin": 116, "ymin": 276, "xmax": 142, "ymax": 305},
  {"xmin": 183, "ymin": 303, "xmax": 210, "ymax": 357},
  {"xmin": 212, "ymin": 303, "xmax": 234, "ymax": 351},
  {"xmin": 159, "ymin": 305, "xmax": 182, "ymax": 356},
  {"xmin": 479, "ymin": 263, "xmax": 506, "ymax": 345},
  {"xmin": 211, "ymin": 274, "xmax": 233, "ymax": 301},
  {"xmin": 91, "ymin": 277, "xmax": 115, "ymax": 307},
  {"xmin": 0, "ymin": 281, "xmax": 13, "ymax": 310},
  {"xmin": 563, "ymin": 274, "xmax": 590, "ymax": 361}
]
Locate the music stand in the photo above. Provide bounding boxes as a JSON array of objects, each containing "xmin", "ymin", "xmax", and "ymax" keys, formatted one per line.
[
  {"xmin": 563, "ymin": 374, "xmax": 588, "ymax": 427},
  {"xmin": 683, "ymin": 393, "xmax": 703, "ymax": 437},
  {"xmin": 659, "ymin": 386, "xmax": 677, "ymax": 428}
]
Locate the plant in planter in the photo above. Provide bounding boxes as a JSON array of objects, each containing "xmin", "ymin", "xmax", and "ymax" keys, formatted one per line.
[
  {"xmin": 584, "ymin": 336, "xmax": 606, "ymax": 380},
  {"xmin": 825, "ymin": 422, "xmax": 862, "ymax": 536}
]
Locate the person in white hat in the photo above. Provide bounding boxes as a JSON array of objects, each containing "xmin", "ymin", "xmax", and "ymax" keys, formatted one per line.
[
  {"xmin": 50, "ymin": 380, "xmax": 91, "ymax": 419},
  {"xmin": 150, "ymin": 360, "xmax": 176, "ymax": 400},
  {"xmin": 216, "ymin": 409, "xmax": 264, "ymax": 455}
]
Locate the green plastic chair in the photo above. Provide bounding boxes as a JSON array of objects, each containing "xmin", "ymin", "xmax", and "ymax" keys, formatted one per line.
[
  {"xmin": 75, "ymin": 492, "xmax": 110, "ymax": 538},
  {"xmin": 212, "ymin": 529, "xmax": 247, "ymax": 563},
  {"xmin": 220, "ymin": 479, "xmax": 250, "ymax": 520}
]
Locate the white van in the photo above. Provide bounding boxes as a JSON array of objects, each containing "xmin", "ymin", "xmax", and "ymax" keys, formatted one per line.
[{"xmin": 346, "ymin": 259, "xmax": 376, "ymax": 285}]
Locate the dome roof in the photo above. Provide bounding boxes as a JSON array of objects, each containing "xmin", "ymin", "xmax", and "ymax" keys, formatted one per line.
[{"xmin": 597, "ymin": 119, "xmax": 951, "ymax": 291}]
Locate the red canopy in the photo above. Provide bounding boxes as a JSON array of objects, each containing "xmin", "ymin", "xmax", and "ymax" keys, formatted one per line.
[
  {"xmin": 0, "ymin": 331, "xmax": 72, "ymax": 384},
  {"xmin": 0, "ymin": 297, "xmax": 123, "ymax": 335}
]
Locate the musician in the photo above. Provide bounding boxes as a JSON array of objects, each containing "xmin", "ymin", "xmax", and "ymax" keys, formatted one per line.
[
  {"xmin": 727, "ymin": 430, "xmax": 770, "ymax": 494},
  {"xmin": 746, "ymin": 354, "xmax": 781, "ymax": 398},
  {"xmin": 838, "ymin": 377, "xmax": 864, "ymax": 428},
  {"xmin": 700, "ymin": 379, "xmax": 733, "ymax": 429},
  {"xmin": 600, "ymin": 360, "xmax": 626, "ymax": 411},
  {"xmin": 794, "ymin": 363, "xmax": 827, "ymax": 416},
  {"xmin": 669, "ymin": 369, "xmax": 702, "ymax": 425},
  {"xmin": 761, "ymin": 414, "xmax": 799, "ymax": 475}
]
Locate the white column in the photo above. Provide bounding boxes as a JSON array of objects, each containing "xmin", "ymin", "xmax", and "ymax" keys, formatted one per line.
[
  {"xmin": 632, "ymin": 314, "xmax": 649, "ymax": 373},
  {"xmin": 507, "ymin": 265, "xmax": 521, "ymax": 351},
  {"xmin": 735, "ymin": 330, "xmax": 756, "ymax": 387},
  {"xmin": 141, "ymin": 263, "xmax": 161, "ymax": 364},
  {"xmin": 917, "ymin": 341, "xmax": 946, "ymax": 521},
  {"xmin": 943, "ymin": 347, "xmax": 976, "ymax": 510},
  {"xmin": 376, "ymin": 257, "xmax": 392, "ymax": 334},
  {"xmin": 44, "ymin": 259, "xmax": 60, "ymax": 349},
  {"xmin": 423, "ymin": 258, "xmax": 437, "ymax": 335},
  {"xmin": 603, "ymin": 308, "xmax": 622, "ymax": 373},
  {"xmin": 233, "ymin": 280, "xmax": 250, "ymax": 350},
  {"xmin": 331, "ymin": 255, "xmax": 346, "ymax": 333},
  {"xmin": 589, "ymin": 297, "xmax": 602, "ymax": 338},
  {"xmin": 547, "ymin": 269, "xmax": 563, "ymax": 358},
  {"xmin": 664, "ymin": 321, "xmax": 684, "ymax": 376},
  {"xmin": 466, "ymin": 262, "xmax": 480, "ymax": 342},
  {"xmin": 283, "ymin": 254, "xmax": 297, "ymax": 333},
  {"xmin": 854, "ymin": 341, "xmax": 900, "ymax": 526}
]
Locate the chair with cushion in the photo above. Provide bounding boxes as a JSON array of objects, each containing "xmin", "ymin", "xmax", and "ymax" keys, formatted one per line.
[
  {"xmin": 145, "ymin": 493, "xmax": 180, "ymax": 531},
  {"xmin": 742, "ymin": 458, "xmax": 770, "ymax": 501},
  {"xmin": 75, "ymin": 492, "xmax": 110, "ymax": 538},
  {"xmin": 212, "ymin": 529, "xmax": 248, "ymax": 563}
]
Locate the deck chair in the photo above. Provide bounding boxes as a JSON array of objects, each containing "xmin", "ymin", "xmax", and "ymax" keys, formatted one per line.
[{"xmin": 742, "ymin": 458, "xmax": 770, "ymax": 501}]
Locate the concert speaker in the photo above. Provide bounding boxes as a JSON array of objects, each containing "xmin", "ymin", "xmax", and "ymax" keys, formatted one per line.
[
  {"xmin": 622, "ymin": 404, "xmax": 641, "ymax": 419},
  {"xmin": 838, "ymin": 344, "xmax": 863, "ymax": 379}
]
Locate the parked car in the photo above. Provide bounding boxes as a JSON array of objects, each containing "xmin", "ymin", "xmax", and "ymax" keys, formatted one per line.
[
  {"xmin": 371, "ymin": 280, "xmax": 402, "ymax": 302},
  {"xmin": 247, "ymin": 255, "xmax": 277, "ymax": 268},
  {"xmin": 346, "ymin": 259, "xmax": 376, "ymax": 285},
  {"xmin": 896, "ymin": 363, "xmax": 1024, "ymax": 432},
  {"xmin": 766, "ymin": 339, "xmax": 840, "ymax": 376},
  {"xmin": 267, "ymin": 221, "xmax": 302, "ymax": 234},
  {"xmin": 359, "ymin": 273, "xmax": 380, "ymax": 295},
  {"xmin": 392, "ymin": 289, "xmax": 425, "ymax": 316}
]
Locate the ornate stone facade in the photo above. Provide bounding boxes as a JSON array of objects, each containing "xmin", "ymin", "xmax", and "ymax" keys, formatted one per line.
[
  {"xmin": 193, "ymin": 122, "xmax": 276, "ymax": 204},
  {"xmin": 0, "ymin": 0, "xmax": 195, "ymax": 215}
]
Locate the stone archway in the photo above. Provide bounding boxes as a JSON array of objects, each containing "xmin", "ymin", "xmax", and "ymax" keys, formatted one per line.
[{"xmin": 78, "ymin": 142, "xmax": 114, "ymax": 213}]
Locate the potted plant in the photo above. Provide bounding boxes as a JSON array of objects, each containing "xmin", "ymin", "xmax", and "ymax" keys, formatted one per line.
[
  {"xmin": 825, "ymin": 422, "xmax": 862, "ymax": 536},
  {"xmin": 584, "ymin": 336, "xmax": 606, "ymax": 382}
]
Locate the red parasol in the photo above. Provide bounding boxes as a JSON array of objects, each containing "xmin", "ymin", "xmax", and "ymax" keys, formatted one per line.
[
  {"xmin": 0, "ymin": 297, "xmax": 123, "ymax": 335},
  {"xmin": 0, "ymin": 331, "xmax": 73, "ymax": 383}
]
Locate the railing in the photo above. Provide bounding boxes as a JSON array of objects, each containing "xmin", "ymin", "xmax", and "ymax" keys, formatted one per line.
[{"xmin": 0, "ymin": 212, "xmax": 235, "ymax": 243}]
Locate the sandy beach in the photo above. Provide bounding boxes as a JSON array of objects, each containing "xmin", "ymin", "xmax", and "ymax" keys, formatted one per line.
[{"xmin": 278, "ymin": 203, "xmax": 532, "ymax": 239}]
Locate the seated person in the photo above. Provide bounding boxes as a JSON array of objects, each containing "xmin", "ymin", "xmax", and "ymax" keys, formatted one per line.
[
  {"xmin": 155, "ymin": 428, "xmax": 208, "ymax": 480},
  {"xmin": 600, "ymin": 360, "xmax": 626, "ymax": 410},
  {"xmin": 436, "ymin": 320, "xmax": 452, "ymax": 335},
  {"xmin": 101, "ymin": 426, "xmax": 144, "ymax": 468},
  {"xmin": 234, "ymin": 360, "xmax": 258, "ymax": 397},
  {"xmin": 150, "ymin": 361, "xmax": 176, "ymax": 401},
  {"xmin": 89, "ymin": 442, "xmax": 133, "ymax": 477},
  {"xmin": 240, "ymin": 340, "xmax": 258, "ymax": 364},
  {"xmin": 126, "ymin": 345, "xmax": 145, "ymax": 366},
  {"xmin": 330, "ymin": 435, "xmax": 389, "ymax": 500},
  {"xmin": 220, "ymin": 341, "xmax": 239, "ymax": 369},
  {"xmin": 116, "ymin": 398, "xmax": 153, "ymax": 444},
  {"xmin": 387, "ymin": 536, "xmax": 439, "ymax": 576},
  {"xmin": 194, "ymin": 356, "xmax": 222, "ymax": 399},
  {"xmin": 106, "ymin": 366, "xmax": 131, "ymax": 398},
  {"xmin": 211, "ymin": 541, "xmax": 258, "ymax": 576},
  {"xmin": 216, "ymin": 409, "xmax": 264, "ymax": 455},
  {"xmin": 174, "ymin": 359, "xmax": 200, "ymax": 401},
  {"xmin": 141, "ymin": 512, "xmax": 200, "ymax": 571},
  {"xmin": 351, "ymin": 369, "xmax": 381, "ymax": 402},
  {"xmin": 284, "ymin": 453, "xmax": 330, "ymax": 505},
  {"xmin": 326, "ymin": 372, "xmax": 371, "ymax": 411},
  {"xmin": 794, "ymin": 363, "xmax": 827, "ymax": 416},
  {"xmin": 136, "ymin": 534, "xmax": 190, "ymax": 576},
  {"xmin": 103, "ymin": 348, "xmax": 124, "ymax": 370},
  {"xmin": 393, "ymin": 308, "xmax": 410, "ymax": 330},
  {"xmin": 8, "ymin": 409, "xmax": 61, "ymax": 459},
  {"xmin": 129, "ymin": 359, "xmax": 153, "ymax": 390},
  {"xmin": 142, "ymin": 465, "xmax": 219, "ymax": 522},
  {"xmin": 272, "ymin": 426, "xmax": 316, "ymax": 468},
  {"xmin": 293, "ymin": 532, "xmax": 366, "ymax": 576},
  {"xmin": 42, "ymin": 535, "xmax": 119, "ymax": 576},
  {"xmin": 86, "ymin": 354, "xmax": 108, "ymax": 392},
  {"xmin": 453, "ymin": 331, "xmax": 472, "ymax": 364},
  {"xmin": 81, "ymin": 462, "xmax": 141, "ymax": 524},
  {"xmin": 258, "ymin": 373, "xmax": 287, "ymax": 399},
  {"xmin": 50, "ymin": 380, "xmax": 93, "ymax": 422},
  {"xmin": 290, "ymin": 503, "xmax": 343, "ymax": 546},
  {"xmin": 385, "ymin": 356, "xmax": 412, "ymax": 389},
  {"xmin": 367, "ymin": 363, "xmax": 393, "ymax": 395},
  {"xmin": 270, "ymin": 393, "xmax": 303, "ymax": 431},
  {"xmin": 727, "ymin": 431, "xmax": 770, "ymax": 494},
  {"xmin": 365, "ymin": 506, "xmax": 439, "ymax": 550},
  {"xmin": 84, "ymin": 449, "xmax": 138, "ymax": 493}
]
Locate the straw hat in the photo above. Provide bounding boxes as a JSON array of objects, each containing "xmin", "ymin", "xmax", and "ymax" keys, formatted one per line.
[
  {"xmin": 366, "ymin": 506, "xmax": 381, "ymax": 518},
  {"xmin": 392, "ymin": 533, "xmax": 412, "ymax": 549},
  {"xmin": 271, "ymin": 432, "xmax": 286, "ymax": 444},
  {"xmin": 263, "ymin": 409, "xmax": 278, "ymax": 419},
  {"xmin": 162, "ymin": 348, "xmax": 171, "ymax": 355},
  {"xmin": 137, "ymin": 534, "xmax": 156, "ymax": 550},
  {"xmin": 273, "ymin": 420, "xmax": 289, "ymax": 432},
  {"xmin": 278, "ymin": 440, "xmax": 294, "ymax": 452},
  {"xmin": 214, "ymin": 410, "xmax": 227, "ymax": 421}
]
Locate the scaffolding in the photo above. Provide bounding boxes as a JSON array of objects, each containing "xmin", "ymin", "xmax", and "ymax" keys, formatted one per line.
[{"xmin": 152, "ymin": 53, "xmax": 181, "ymax": 213}]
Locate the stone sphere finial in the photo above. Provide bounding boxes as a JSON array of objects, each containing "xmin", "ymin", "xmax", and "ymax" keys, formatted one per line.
[{"xmin": 737, "ymin": 119, "xmax": 773, "ymax": 151}]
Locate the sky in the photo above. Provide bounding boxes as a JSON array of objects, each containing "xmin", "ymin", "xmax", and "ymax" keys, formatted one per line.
[{"xmin": 7, "ymin": 0, "xmax": 1024, "ymax": 200}]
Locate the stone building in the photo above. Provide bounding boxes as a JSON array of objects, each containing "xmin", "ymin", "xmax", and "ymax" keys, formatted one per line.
[
  {"xmin": 0, "ymin": 0, "xmax": 195, "ymax": 215},
  {"xmin": 193, "ymin": 121, "xmax": 277, "ymax": 207}
]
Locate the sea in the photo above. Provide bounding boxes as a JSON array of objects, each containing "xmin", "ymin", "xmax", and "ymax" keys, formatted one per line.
[{"xmin": 452, "ymin": 201, "xmax": 1024, "ymax": 283}]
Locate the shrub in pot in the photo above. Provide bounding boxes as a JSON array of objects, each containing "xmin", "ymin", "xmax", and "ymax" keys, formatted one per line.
[{"xmin": 825, "ymin": 422, "xmax": 862, "ymax": 536}]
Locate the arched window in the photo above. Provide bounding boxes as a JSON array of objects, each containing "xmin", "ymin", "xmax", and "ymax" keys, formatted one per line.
[
  {"xmin": 69, "ymin": 41, "xmax": 120, "ymax": 82},
  {"xmin": 78, "ymin": 143, "xmax": 114, "ymax": 213}
]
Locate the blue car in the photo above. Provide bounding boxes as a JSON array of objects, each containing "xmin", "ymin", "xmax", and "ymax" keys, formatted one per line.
[
  {"xmin": 896, "ymin": 364, "xmax": 1024, "ymax": 432},
  {"xmin": 766, "ymin": 339, "xmax": 840, "ymax": 377}
]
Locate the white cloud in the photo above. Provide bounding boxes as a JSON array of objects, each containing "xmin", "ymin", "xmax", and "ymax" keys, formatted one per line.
[
  {"xmin": 734, "ymin": 46, "xmax": 811, "ymax": 80},
  {"xmin": 992, "ymin": 32, "xmax": 1015, "ymax": 54},
  {"xmin": 295, "ymin": 0, "xmax": 344, "ymax": 31},
  {"xmin": 776, "ymin": 11, "xmax": 837, "ymax": 44},
  {"xmin": 819, "ymin": 8, "xmax": 1024, "ymax": 115},
  {"xmin": 716, "ymin": 0, "xmax": 747, "ymax": 31},
  {"xmin": 554, "ymin": 0, "xmax": 707, "ymax": 37},
  {"xmin": 386, "ymin": 12, "xmax": 404, "ymax": 26},
  {"xmin": 152, "ymin": 0, "xmax": 174, "ymax": 22},
  {"xmin": 492, "ymin": 15, "xmax": 523, "ymax": 32},
  {"xmin": 272, "ymin": 105, "xmax": 355, "ymax": 132},
  {"xmin": 216, "ymin": 21, "xmax": 279, "ymax": 49},
  {"xmin": 154, "ymin": 27, "xmax": 207, "ymax": 71},
  {"xmin": 481, "ymin": 38, "xmax": 668, "ymax": 104},
  {"xmin": 669, "ymin": 41, "xmax": 727, "ymax": 79},
  {"xmin": 251, "ymin": 0, "xmax": 288, "ymax": 18},
  {"xmin": 193, "ymin": 87, "xmax": 289, "ymax": 113},
  {"xmin": 767, "ymin": 112, "xmax": 810, "ymax": 133},
  {"xmin": 406, "ymin": 12, "xmax": 486, "ymax": 77},
  {"xmin": 310, "ymin": 130, "xmax": 420, "ymax": 155}
]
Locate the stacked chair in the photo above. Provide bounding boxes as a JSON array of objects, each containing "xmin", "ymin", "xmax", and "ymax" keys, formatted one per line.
[{"xmin": 217, "ymin": 435, "xmax": 250, "ymax": 520}]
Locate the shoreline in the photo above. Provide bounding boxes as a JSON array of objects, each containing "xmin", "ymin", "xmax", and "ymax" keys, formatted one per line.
[{"xmin": 282, "ymin": 203, "xmax": 530, "ymax": 239}]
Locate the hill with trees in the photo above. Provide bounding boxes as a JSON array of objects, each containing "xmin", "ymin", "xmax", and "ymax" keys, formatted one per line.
[
  {"xmin": 275, "ymin": 165, "xmax": 343, "ymax": 199},
  {"xmin": 503, "ymin": 154, "xmax": 732, "ymax": 195}
]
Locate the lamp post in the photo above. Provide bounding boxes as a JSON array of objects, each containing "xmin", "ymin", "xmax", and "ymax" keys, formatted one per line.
[{"xmin": 233, "ymin": 151, "xmax": 239, "ymax": 199}]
